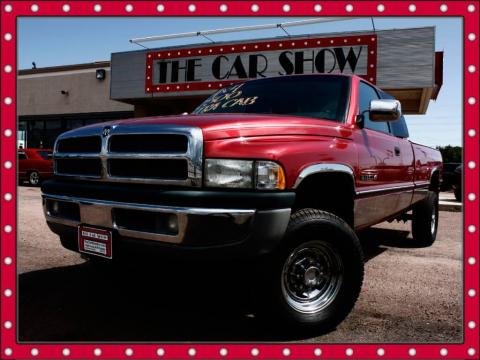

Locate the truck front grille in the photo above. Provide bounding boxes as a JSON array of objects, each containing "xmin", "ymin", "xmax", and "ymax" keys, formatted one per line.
[
  {"xmin": 108, "ymin": 159, "xmax": 188, "ymax": 180},
  {"xmin": 109, "ymin": 134, "xmax": 188, "ymax": 153},
  {"xmin": 53, "ymin": 125, "xmax": 203, "ymax": 186},
  {"xmin": 57, "ymin": 136, "xmax": 102, "ymax": 153}
]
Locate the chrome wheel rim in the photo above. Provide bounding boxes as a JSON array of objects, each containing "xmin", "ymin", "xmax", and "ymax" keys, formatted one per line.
[
  {"xmin": 281, "ymin": 240, "xmax": 343, "ymax": 314},
  {"xmin": 30, "ymin": 172, "xmax": 39, "ymax": 185},
  {"xmin": 431, "ymin": 204, "xmax": 436, "ymax": 235}
]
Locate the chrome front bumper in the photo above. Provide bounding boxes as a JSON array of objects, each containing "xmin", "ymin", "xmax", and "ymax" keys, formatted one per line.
[{"xmin": 42, "ymin": 193, "xmax": 291, "ymax": 248}]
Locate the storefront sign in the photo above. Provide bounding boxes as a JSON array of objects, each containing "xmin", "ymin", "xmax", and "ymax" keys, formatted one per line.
[{"xmin": 145, "ymin": 34, "xmax": 377, "ymax": 93}]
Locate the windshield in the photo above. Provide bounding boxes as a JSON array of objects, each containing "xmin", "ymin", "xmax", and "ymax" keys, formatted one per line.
[
  {"xmin": 193, "ymin": 75, "xmax": 350, "ymax": 122},
  {"xmin": 37, "ymin": 150, "xmax": 52, "ymax": 160}
]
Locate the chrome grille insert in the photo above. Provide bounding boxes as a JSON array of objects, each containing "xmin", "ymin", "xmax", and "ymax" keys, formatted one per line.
[{"xmin": 53, "ymin": 124, "xmax": 203, "ymax": 186}]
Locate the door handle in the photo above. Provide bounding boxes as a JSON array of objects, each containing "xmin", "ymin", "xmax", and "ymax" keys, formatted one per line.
[{"xmin": 394, "ymin": 146, "xmax": 401, "ymax": 156}]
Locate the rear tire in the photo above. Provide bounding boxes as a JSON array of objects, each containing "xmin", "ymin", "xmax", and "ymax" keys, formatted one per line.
[
  {"xmin": 253, "ymin": 209, "xmax": 364, "ymax": 333},
  {"xmin": 411, "ymin": 191, "xmax": 439, "ymax": 247}
]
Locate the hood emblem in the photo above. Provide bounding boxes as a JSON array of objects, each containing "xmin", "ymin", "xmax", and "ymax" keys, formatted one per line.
[{"xmin": 102, "ymin": 126, "xmax": 111, "ymax": 137}]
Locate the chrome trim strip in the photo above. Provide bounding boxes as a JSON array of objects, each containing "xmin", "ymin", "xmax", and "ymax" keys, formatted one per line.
[
  {"xmin": 355, "ymin": 184, "xmax": 415, "ymax": 196},
  {"xmin": 42, "ymin": 193, "xmax": 255, "ymax": 244},
  {"xmin": 293, "ymin": 163, "xmax": 355, "ymax": 189},
  {"xmin": 53, "ymin": 124, "xmax": 203, "ymax": 187}
]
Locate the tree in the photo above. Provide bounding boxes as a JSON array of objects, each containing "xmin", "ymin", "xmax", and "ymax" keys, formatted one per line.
[{"xmin": 435, "ymin": 145, "xmax": 462, "ymax": 163}]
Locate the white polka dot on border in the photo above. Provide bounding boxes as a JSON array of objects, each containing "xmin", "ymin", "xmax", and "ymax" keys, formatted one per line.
[
  {"xmin": 4, "ymin": 321, "xmax": 12, "ymax": 329},
  {"xmin": 93, "ymin": 4, "xmax": 101, "ymax": 12},
  {"xmin": 251, "ymin": 4, "xmax": 259, "ymax": 12},
  {"xmin": 314, "ymin": 4, "xmax": 322, "ymax": 12},
  {"xmin": 94, "ymin": 348, "xmax": 102, "ymax": 356},
  {"xmin": 377, "ymin": 348, "xmax": 385, "ymax": 356},
  {"xmin": 219, "ymin": 4, "xmax": 227, "ymax": 12},
  {"xmin": 4, "ymin": 33, "xmax": 13, "ymax": 41},
  {"xmin": 4, "ymin": 257, "xmax": 12, "ymax": 265},
  {"xmin": 31, "ymin": 4, "xmax": 39, "ymax": 12},
  {"xmin": 468, "ymin": 97, "xmax": 476, "ymax": 105},
  {"xmin": 125, "ymin": 348, "xmax": 133, "ymax": 356},
  {"xmin": 467, "ymin": 4, "xmax": 475, "ymax": 12},
  {"xmin": 283, "ymin": 348, "xmax": 291, "ymax": 356},
  {"xmin": 188, "ymin": 348, "xmax": 196, "ymax": 356},
  {"xmin": 314, "ymin": 348, "xmax": 322, "ymax": 356},
  {"xmin": 468, "ymin": 225, "xmax": 476, "ymax": 233},
  {"xmin": 4, "ymin": 348, "xmax": 12, "ymax": 356},
  {"xmin": 468, "ymin": 33, "xmax": 476, "ymax": 41},
  {"xmin": 346, "ymin": 348, "xmax": 353, "ymax": 356},
  {"xmin": 468, "ymin": 289, "xmax": 476, "ymax": 297},
  {"xmin": 377, "ymin": 4, "xmax": 385, "ymax": 12},
  {"xmin": 468, "ymin": 257, "xmax": 476, "ymax": 265},
  {"xmin": 468, "ymin": 348, "xmax": 476, "ymax": 356},
  {"xmin": 408, "ymin": 4, "xmax": 416, "ymax": 12},
  {"xmin": 468, "ymin": 193, "xmax": 476, "ymax": 201},
  {"xmin": 4, "ymin": 129, "xmax": 12, "ymax": 137},
  {"xmin": 468, "ymin": 65, "xmax": 476, "ymax": 73},
  {"xmin": 157, "ymin": 348, "xmax": 165, "ymax": 356},
  {"xmin": 219, "ymin": 348, "xmax": 228, "ymax": 356},
  {"xmin": 468, "ymin": 129, "xmax": 476, "ymax": 137},
  {"xmin": 157, "ymin": 4, "xmax": 165, "ymax": 12},
  {"xmin": 4, "ymin": 289, "xmax": 12, "ymax": 297},
  {"xmin": 62, "ymin": 348, "xmax": 70, "ymax": 356},
  {"xmin": 440, "ymin": 348, "xmax": 448, "ymax": 356},
  {"xmin": 4, "ymin": 65, "xmax": 12, "ymax": 73},
  {"xmin": 409, "ymin": 348, "xmax": 416, "ymax": 356},
  {"xmin": 4, "ymin": 4, "xmax": 12, "ymax": 12},
  {"xmin": 31, "ymin": 348, "xmax": 39, "ymax": 356},
  {"xmin": 440, "ymin": 4, "xmax": 448, "ymax": 12},
  {"xmin": 4, "ymin": 225, "xmax": 12, "ymax": 234},
  {"xmin": 4, "ymin": 193, "xmax": 13, "ymax": 201},
  {"xmin": 4, "ymin": 161, "xmax": 12, "ymax": 169},
  {"xmin": 125, "ymin": 4, "xmax": 133, "ymax": 12},
  {"xmin": 468, "ymin": 321, "xmax": 476, "ymax": 329},
  {"xmin": 283, "ymin": 4, "xmax": 291, "ymax": 12},
  {"xmin": 345, "ymin": 4, "xmax": 353, "ymax": 12},
  {"xmin": 251, "ymin": 348, "xmax": 259, "ymax": 356},
  {"xmin": 62, "ymin": 4, "xmax": 70, "ymax": 12},
  {"xmin": 468, "ymin": 161, "xmax": 476, "ymax": 169},
  {"xmin": 4, "ymin": 97, "xmax": 12, "ymax": 105},
  {"xmin": 188, "ymin": 4, "xmax": 196, "ymax": 12}
]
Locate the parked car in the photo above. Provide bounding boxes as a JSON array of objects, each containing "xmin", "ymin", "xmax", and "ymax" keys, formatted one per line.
[
  {"xmin": 18, "ymin": 148, "xmax": 53, "ymax": 186},
  {"xmin": 452, "ymin": 164, "xmax": 462, "ymax": 201},
  {"xmin": 41, "ymin": 74, "xmax": 442, "ymax": 331},
  {"xmin": 440, "ymin": 162, "xmax": 461, "ymax": 191}
]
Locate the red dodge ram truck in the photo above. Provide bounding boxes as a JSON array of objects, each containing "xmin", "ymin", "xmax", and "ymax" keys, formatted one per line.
[{"xmin": 42, "ymin": 74, "xmax": 442, "ymax": 330}]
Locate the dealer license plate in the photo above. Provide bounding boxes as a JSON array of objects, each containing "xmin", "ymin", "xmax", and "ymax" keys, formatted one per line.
[{"xmin": 78, "ymin": 225, "xmax": 112, "ymax": 259}]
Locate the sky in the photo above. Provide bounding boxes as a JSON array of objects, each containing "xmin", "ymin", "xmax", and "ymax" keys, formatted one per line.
[{"xmin": 18, "ymin": 17, "xmax": 463, "ymax": 147}]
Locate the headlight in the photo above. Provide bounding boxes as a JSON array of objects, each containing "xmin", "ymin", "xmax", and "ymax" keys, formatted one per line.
[{"xmin": 205, "ymin": 159, "xmax": 285, "ymax": 190}]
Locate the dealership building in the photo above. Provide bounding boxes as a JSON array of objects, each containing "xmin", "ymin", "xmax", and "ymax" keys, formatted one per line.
[{"xmin": 17, "ymin": 26, "xmax": 442, "ymax": 149}]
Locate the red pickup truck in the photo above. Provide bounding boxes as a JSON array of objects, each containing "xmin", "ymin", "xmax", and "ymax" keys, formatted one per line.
[{"xmin": 42, "ymin": 74, "xmax": 442, "ymax": 331}]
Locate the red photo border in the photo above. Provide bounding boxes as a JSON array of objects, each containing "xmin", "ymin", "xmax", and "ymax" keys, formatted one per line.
[
  {"xmin": 0, "ymin": 1, "xmax": 478, "ymax": 359},
  {"xmin": 144, "ymin": 34, "xmax": 377, "ymax": 93}
]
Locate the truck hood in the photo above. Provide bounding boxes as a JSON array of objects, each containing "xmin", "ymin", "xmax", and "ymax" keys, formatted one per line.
[{"xmin": 81, "ymin": 113, "xmax": 354, "ymax": 141}]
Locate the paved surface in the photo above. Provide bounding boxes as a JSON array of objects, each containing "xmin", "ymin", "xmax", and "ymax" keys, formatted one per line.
[{"xmin": 18, "ymin": 186, "xmax": 462, "ymax": 343}]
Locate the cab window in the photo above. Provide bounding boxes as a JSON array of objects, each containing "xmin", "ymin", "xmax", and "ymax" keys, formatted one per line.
[
  {"xmin": 359, "ymin": 81, "xmax": 390, "ymax": 134},
  {"xmin": 18, "ymin": 152, "xmax": 27, "ymax": 160}
]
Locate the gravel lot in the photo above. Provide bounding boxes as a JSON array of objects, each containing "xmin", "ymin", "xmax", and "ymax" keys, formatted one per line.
[{"xmin": 18, "ymin": 186, "xmax": 463, "ymax": 343}]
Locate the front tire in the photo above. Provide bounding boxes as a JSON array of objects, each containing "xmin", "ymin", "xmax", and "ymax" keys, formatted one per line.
[
  {"xmin": 411, "ymin": 191, "xmax": 439, "ymax": 247},
  {"xmin": 254, "ymin": 209, "xmax": 364, "ymax": 332},
  {"xmin": 28, "ymin": 171, "xmax": 40, "ymax": 186}
]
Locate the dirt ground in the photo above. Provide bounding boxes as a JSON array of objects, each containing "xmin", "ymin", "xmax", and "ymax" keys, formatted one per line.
[{"xmin": 17, "ymin": 186, "xmax": 463, "ymax": 343}]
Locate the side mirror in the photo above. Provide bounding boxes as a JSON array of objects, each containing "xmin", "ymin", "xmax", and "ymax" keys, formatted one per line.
[{"xmin": 369, "ymin": 99, "xmax": 402, "ymax": 122}]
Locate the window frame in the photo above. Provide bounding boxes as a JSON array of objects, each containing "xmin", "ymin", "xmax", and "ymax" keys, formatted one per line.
[{"xmin": 358, "ymin": 80, "xmax": 393, "ymax": 136}]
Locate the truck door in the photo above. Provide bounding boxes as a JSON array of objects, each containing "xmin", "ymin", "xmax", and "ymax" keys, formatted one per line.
[{"xmin": 353, "ymin": 81, "xmax": 412, "ymax": 229}]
